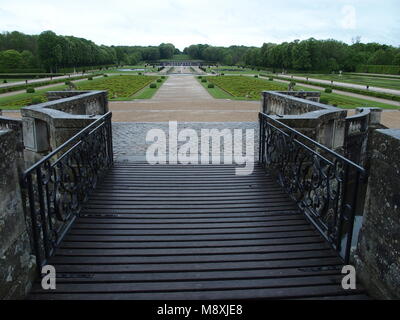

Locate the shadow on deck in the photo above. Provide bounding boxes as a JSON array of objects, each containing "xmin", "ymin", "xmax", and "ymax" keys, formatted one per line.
[{"xmin": 29, "ymin": 162, "xmax": 368, "ymax": 300}]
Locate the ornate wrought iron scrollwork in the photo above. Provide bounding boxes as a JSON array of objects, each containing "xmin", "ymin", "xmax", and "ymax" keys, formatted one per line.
[
  {"xmin": 22, "ymin": 112, "xmax": 113, "ymax": 270},
  {"xmin": 259, "ymin": 112, "xmax": 366, "ymax": 263}
]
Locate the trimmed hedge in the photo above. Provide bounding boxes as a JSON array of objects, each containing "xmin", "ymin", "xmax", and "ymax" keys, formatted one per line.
[
  {"xmin": 0, "ymin": 73, "xmax": 63, "ymax": 79},
  {"xmin": 208, "ymin": 83, "xmax": 215, "ymax": 88},
  {"xmin": 157, "ymin": 79, "xmax": 162, "ymax": 82},
  {"xmin": 26, "ymin": 87, "xmax": 35, "ymax": 93},
  {"xmin": 356, "ymin": 65, "xmax": 400, "ymax": 75},
  {"xmin": 150, "ymin": 83, "xmax": 157, "ymax": 88},
  {"xmin": 59, "ymin": 65, "xmax": 115, "ymax": 73},
  {"xmin": 0, "ymin": 68, "xmax": 46, "ymax": 74},
  {"xmin": 325, "ymin": 88, "xmax": 333, "ymax": 93}
]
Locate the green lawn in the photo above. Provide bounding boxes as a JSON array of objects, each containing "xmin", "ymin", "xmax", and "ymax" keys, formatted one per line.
[
  {"xmin": 294, "ymin": 85, "xmax": 398, "ymax": 109},
  {"xmin": 128, "ymin": 77, "xmax": 167, "ymax": 99},
  {"xmin": 0, "ymin": 75, "xmax": 164, "ymax": 109},
  {"xmin": 197, "ymin": 77, "xmax": 243, "ymax": 100},
  {"xmin": 292, "ymin": 73, "xmax": 400, "ymax": 90},
  {"xmin": 1, "ymin": 79, "xmax": 26, "ymax": 83},
  {"xmin": 0, "ymin": 84, "xmax": 67, "ymax": 109},
  {"xmin": 205, "ymin": 76, "xmax": 288, "ymax": 100},
  {"xmin": 76, "ymin": 75, "xmax": 158, "ymax": 99}
]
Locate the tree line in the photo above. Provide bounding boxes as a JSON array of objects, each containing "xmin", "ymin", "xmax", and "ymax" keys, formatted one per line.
[
  {"xmin": 0, "ymin": 30, "xmax": 399, "ymax": 73},
  {"xmin": 0, "ymin": 31, "xmax": 177, "ymax": 72},
  {"xmin": 185, "ymin": 39, "xmax": 400, "ymax": 72}
]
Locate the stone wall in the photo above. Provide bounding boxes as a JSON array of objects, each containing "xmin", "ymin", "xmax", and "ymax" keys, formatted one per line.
[
  {"xmin": 20, "ymin": 91, "xmax": 108, "ymax": 161},
  {"xmin": 0, "ymin": 129, "xmax": 36, "ymax": 299},
  {"xmin": 261, "ymin": 91, "xmax": 347, "ymax": 150},
  {"xmin": 354, "ymin": 129, "xmax": 400, "ymax": 299}
]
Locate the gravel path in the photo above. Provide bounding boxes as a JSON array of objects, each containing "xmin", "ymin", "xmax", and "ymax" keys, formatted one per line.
[{"xmin": 109, "ymin": 75, "xmax": 260, "ymax": 122}]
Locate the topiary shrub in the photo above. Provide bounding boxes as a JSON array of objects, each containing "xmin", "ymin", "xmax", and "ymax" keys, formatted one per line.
[
  {"xmin": 325, "ymin": 88, "xmax": 333, "ymax": 93},
  {"xmin": 221, "ymin": 73, "xmax": 225, "ymax": 76},
  {"xmin": 26, "ymin": 87, "xmax": 35, "ymax": 93},
  {"xmin": 198, "ymin": 76, "xmax": 202, "ymax": 79},
  {"xmin": 88, "ymin": 77, "xmax": 93, "ymax": 80},
  {"xmin": 65, "ymin": 80, "xmax": 71, "ymax": 85},
  {"xmin": 103, "ymin": 74, "xmax": 108, "ymax": 77},
  {"xmin": 157, "ymin": 79, "xmax": 162, "ymax": 82},
  {"xmin": 31, "ymin": 96, "xmax": 45, "ymax": 105},
  {"xmin": 208, "ymin": 83, "xmax": 215, "ymax": 88},
  {"xmin": 269, "ymin": 77, "xmax": 273, "ymax": 81},
  {"xmin": 3, "ymin": 79, "xmax": 7, "ymax": 83},
  {"xmin": 161, "ymin": 76, "xmax": 166, "ymax": 79},
  {"xmin": 254, "ymin": 75, "xmax": 259, "ymax": 78},
  {"xmin": 201, "ymin": 79, "xmax": 207, "ymax": 83},
  {"xmin": 138, "ymin": 72, "xmax": 142, "ymax": 75},
  {"xmin": 150, "ymin": 83, "xmax": 157, "ymax": 88}
]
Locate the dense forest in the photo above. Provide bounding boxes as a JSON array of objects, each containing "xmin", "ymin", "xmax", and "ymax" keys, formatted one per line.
[{"xmin": 0, "ymin": 30, "xmax": 399, "ymax": 73}]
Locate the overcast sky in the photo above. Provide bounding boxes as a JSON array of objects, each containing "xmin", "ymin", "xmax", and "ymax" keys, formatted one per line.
[{"xmin": 0, "ymin": 0, "xmax": 399, "ymax": 50}]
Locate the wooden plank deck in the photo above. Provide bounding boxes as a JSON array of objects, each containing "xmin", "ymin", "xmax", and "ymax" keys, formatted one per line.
[{"xmin": 29, "ymin": 162, "xmax": 368, "ymax": 300}]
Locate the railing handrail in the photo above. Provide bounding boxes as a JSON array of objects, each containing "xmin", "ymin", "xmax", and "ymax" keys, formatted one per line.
[
  {"xmin": 259, "ymin": 111, "xmax": 368, "ymax": 263},
  {"xmin": 21, "ymin": 111, "xmax": 113, "ymax": 272},
  {"xmin": 23, "ymin": 111, "xmax": 112, "ymax": 177},
  {"xmin": 259, "ymin": 112, "xmax": 366, "ymax": 174}
]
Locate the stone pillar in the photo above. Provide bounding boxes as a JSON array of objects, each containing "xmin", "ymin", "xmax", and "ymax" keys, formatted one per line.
[
  {"xmin": 354, "ymin": 129, "xmax": 400, "ymax": 299},
  {"xmin": 0, "ymin": 129, "xmax": 36, "ymax": 299}
]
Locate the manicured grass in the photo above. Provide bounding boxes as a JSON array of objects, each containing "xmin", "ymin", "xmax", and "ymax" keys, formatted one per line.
[
  {"xmin": 76, "ymin": 75, "xmax": 158, "ymax": 99},
  {"xmin": 292, "ymin": 73, "xmax": 400, "ymax": 90},
  {"xmin": 0, "ymin": 84, "xmax": 67, "ymax": 109},
  {"xmin": 197, "ymin": 77, "xmax": 242, "ymax": 100},
  {"xmin": 294, "ymin": 85, "xmax": 398, "ymax": 109},
  {"xmin": 206, "ymin": 76, "xmax": 287, "ymax": 100},
  {"xmin": 0, "ymin": 79, "xmax": 26, "ymax": 83},
  {"xmin": 130, "ymin": 77, "xmax": 168, "ymax": 99}
]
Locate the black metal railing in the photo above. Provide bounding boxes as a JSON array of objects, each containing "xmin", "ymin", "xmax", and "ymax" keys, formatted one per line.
[
  {"xmin": 22, "ymin": 112, "xmax": 113, "ymax": 271},
  {"xmin": 259, "ymin": 112, "xmax": 366, "ymax": 263}
]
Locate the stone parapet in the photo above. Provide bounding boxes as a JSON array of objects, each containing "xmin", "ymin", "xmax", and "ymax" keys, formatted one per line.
[
  {"xmin": 0, "ymin": 129, "xmax": 36, "ymax": 299},
  {"xmin": 354, "ymin": 129, "xmax": 400, "ymax": 299}
]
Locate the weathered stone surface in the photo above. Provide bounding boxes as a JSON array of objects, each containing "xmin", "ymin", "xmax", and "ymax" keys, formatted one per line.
[
  {"xmin": 354, "ymin": 129, "xmax": 400, "ymax": 299},
  {"xmin": 21, "ymin": 91, "xmax": 108, "ymax": 153},
  {"xmin": 261, "ymin": 91, "xmax": 347, "ymax": 149},
  {"xmin": 0, "ymin": 129, "xmax": 36, "ymax": 299}
]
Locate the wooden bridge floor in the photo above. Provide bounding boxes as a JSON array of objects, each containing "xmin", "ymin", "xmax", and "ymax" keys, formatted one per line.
[{"xmin": 30, "ymin": 162, "xmax": 368, "ymax": 300}]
